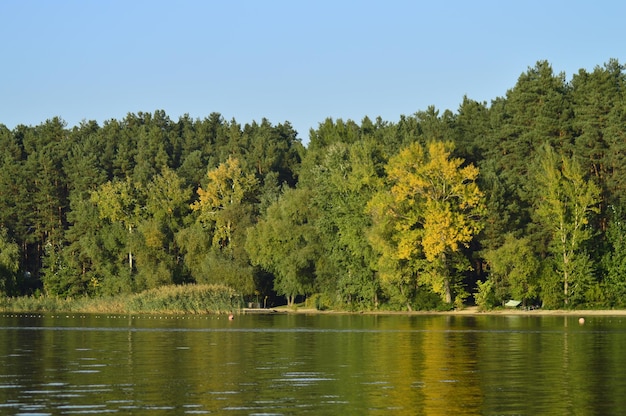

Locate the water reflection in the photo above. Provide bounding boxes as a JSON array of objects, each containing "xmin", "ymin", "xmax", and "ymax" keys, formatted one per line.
[{"xmin": 2, "ymin": 313, "xmax": 626, "ymax": 415}]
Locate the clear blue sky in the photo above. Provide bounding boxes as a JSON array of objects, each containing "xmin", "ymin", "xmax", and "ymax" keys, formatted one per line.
[{"xmin": 1, "ymin": 0, "xmax": 624, "ymax": 143}]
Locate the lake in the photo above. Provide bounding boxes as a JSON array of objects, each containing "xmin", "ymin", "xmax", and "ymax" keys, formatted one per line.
[{"xmin": 1, "ymin": 312, "xmax": 626, "ymax": 415}]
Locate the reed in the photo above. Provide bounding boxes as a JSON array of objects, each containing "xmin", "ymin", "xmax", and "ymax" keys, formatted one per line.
[
  {"xmin": 127, "ymin": 284, "xmax": 242, "ymax": 314},
  {"xmin": 0, "ymin": 284, "xmax": 242, "ymax": 315}
]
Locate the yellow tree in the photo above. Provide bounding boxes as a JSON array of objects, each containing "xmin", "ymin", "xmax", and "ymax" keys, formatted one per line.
[
  {"xmin": 368, "ymin": 141, "xmax": 484, "ymax": 306},
  {"xmin": 191, "ymin": 156, "xmax": 258, "ymax": 251},
  {"xmin": 188, "ymin": 157, "xmax": 258, "ymax": 295},
  {"xmin": 90, "ymin": 178, "xmax": 143, "ymax": 271}
]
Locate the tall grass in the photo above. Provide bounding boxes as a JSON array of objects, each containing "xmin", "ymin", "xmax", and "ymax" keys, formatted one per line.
[
  {"xmin": 127, "ymin": 284, "xmax": 241, "ymax": 314},
  {"xmin": 0, "ymin": 284, "xmax": 242, "ymax": 315}
]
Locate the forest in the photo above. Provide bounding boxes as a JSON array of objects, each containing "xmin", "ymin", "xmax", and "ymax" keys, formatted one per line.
[{"xmin": 1, "ymin": 59, "xmax": 626, "ymax": 311}]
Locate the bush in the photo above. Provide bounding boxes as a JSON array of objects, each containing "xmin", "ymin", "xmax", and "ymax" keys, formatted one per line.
[
  {"xmin": 413, "ymin": 286, "xmax": 448, "ymax": 311},
  {"xmin": 474, "ymin": 279, "xmax": 497, "ymax": 311},
  {"xmin": 307, "ymin": 293, "xmax": 334, "ymax": 311}
]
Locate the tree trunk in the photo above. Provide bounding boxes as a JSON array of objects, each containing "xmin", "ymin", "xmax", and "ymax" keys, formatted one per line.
[
  {"xmin": 444, "ymin": 278, "xmax": 452, "ymax": 304},
  {"xmin": 128, "ymin": 224, "xmax": 133, "ymax": 271},
  {"xmin": 441, "ymin": 252, "xmax": 452, "ymax": 304},
  {"xmin": 563, "ymin": 250, "xmax": 569, "ymax": 305}
]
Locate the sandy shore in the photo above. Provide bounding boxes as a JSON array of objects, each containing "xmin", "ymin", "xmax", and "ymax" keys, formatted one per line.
[
  {"xmin": 266, "ymin": 305, "xmax": 626, "ymax": 317},
  {"xmin": 449, "ymin": 307, "xmax": 626, "ymax": 316}
]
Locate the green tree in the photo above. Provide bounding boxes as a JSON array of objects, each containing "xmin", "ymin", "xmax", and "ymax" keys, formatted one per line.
[
  {"xmin": 0, "ymin": 227, "xmax": 20, "ymax": 295},
  {"xmin": 571, "ymin": 60, "xmax": 625, "ymax": 194},
  {"xmin": 42, "ymin": 125, "xmax": 109, "ymax": 296},
  {"xmin": 367, "ymin": 188, "xmax": 419, "ymax": 309},
  {"xmin": 133, "ymin": 167, "xmax": 192, "ymax": 289},
  {"xmin": 190, "ymin": 157, "xmax": 258, "ymax": 294},
  {"xmin": 90, "ymin": 178, "xmax": 144, "ymax": 271},
  {"xmin": 146, "ymin": 167, "xmax": 190, "ymax": 231},
  {"xmin": 310, "ymin": 140, "xmax": 384, "ymax": 309},
  {"xmin": 0, "ymin": 126, "xmax": 30, "ymax": 250},
  {"xmin": 482, "ymin": 234, "xmax": 540, "ymax": 307},
  {"xmin": 132, "ymin": 110, "xmax": 173, "ymax": 184},
  {"xmin": 532, "ymin": 144, "xmax": 601, "ymax": 306},
  {"xmin": 601, "ymin": 206, "xmax": 626, "ymax": 307},
  {"xmin": 483, "ymin": 61, "xmax": 572, "ymax": 244},
  {"xmin": 452, "ymin": 96, "xmax": 491, "ymax": 165},
  {"xmin": 246, "ymin": 188, "xmax": 319, "ymax": 306},
  {"xmin": 243, "ymin": 119, "xmax": 302, "ymax": 186}
]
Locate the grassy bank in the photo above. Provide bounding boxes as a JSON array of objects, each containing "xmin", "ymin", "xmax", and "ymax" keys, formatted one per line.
[{"xmin": 0, "ymin": 284, "xmax": 242, "ymax": 315}]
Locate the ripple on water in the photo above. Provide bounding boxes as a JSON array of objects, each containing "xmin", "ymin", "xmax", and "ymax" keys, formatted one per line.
[
  {"xmin": 276, "ymin": 371, "xmax": 335, "ymax": 385},
  {"xmin": 56, "ymin": 404, "xmax": 109, "ymax": 412},
  {"xmin": 183, "ymin": 404, "xmax": 211, "ymax": 414},
  {"xmin": 0, "ymin": 383, "xmax": 23, "ymax": 389}
]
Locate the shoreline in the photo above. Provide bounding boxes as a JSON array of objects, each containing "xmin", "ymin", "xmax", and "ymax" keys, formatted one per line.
[
  {"xmin": 268, "ymin": 305, "xmax": 626, "ymax": 317},
  {"xmin": 5, "ymin": 304, "xmax": 626, "ymax": 317}
]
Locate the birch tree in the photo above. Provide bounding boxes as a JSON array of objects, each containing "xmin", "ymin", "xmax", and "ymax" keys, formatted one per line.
[{"xmin": 533, "ymin": 144, "xmax": 600, "ymax": 306}]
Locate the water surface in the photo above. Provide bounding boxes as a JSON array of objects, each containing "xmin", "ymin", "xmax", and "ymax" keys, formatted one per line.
[{"xmin": 1, "ymin": 313, "xmax": 626, "ymax": 415}]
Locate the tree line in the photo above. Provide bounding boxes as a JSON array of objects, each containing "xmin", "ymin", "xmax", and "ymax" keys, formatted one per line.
[{"xmin": 1, "ymin": 59, "xmax": 625, "ymax": 310}]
